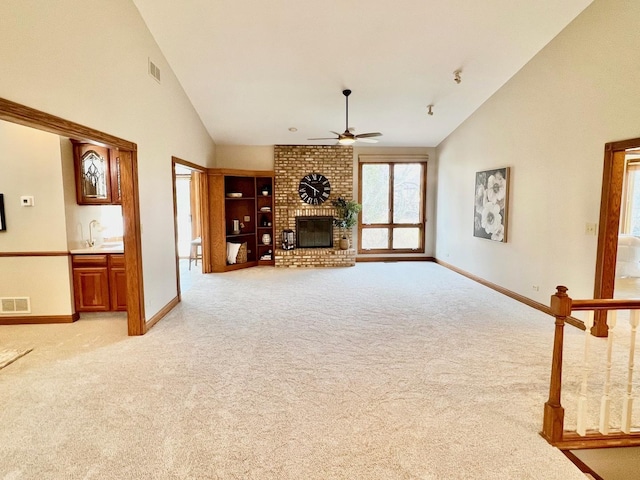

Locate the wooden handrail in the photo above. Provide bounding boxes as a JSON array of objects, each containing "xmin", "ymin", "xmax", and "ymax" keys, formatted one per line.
[
  {"xmin": 571, "ymin": 299, "xmax": 640, "ymax": 311},
  {"xmin": 542, "ymin": 285, "xmax": 640, "ymax": 449}
]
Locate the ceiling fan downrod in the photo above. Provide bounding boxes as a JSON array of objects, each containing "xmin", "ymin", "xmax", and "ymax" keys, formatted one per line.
[{"xmin": 343, "ymin": 89, "xmax": 351, "ymax": 133}]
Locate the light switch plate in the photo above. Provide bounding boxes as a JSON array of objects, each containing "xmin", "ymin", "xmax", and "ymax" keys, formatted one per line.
[{"xmin": 20, "ymin": 196, "xmax": 34, "ymax": 207}]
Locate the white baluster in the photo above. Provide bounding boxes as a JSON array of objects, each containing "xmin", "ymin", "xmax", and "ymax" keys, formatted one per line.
[
  {"xmin": 599, "ymin": 311, "xmax": 617, "ymax": 435},
  {"xmin": 577, "ymin": 311, "xmax": 595, "ymax": 436},
  {"xmin": 622, "ymin": 310, "xmax": 640, "ymax": 433}
]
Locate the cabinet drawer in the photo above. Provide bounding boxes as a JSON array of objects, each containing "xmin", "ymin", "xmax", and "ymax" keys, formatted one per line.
[
  {"xmin": 109, "ymin": 254, "xmax": 125, "ymax": 267},
  {"xmin": 72, "ymin": 254, "xmax": 108, "ymax": 266}
]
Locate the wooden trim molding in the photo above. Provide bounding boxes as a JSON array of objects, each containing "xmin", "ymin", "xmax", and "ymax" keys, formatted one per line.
[
  {"xmin": 562, "ymin": 451, "xmax": 604, "ymax": 480},
  {"xmin": 120, "ymin": 150, "xmax": 145, "ymax": 336},
  {"xmin": 0, "ymin": 313, "xmax": 79, "ymax": 325},
  {"xmin": 436, "ymin": 259, "xmax": 585, "ymax": 330},
  {"xmin": 0, "ymin": 97, "xmax": 136, "ymax": 151},
  {"xmin": 208, "ymin": 167, "xmax": 273, "ymax": 177},
  {"xmin": 145, "ymin": 295, "xmax": 180, "ymax": 332},
  {"xmin": 172, "ymin": 156, "xmax": 207, "ymax": 172},
  {"xmin": 552, "ymin": 430, "xmax": 640, "ymax": 450},
  {"xmin": 0, "ymin": 251, "xmax": 69, "ymax": 257}
]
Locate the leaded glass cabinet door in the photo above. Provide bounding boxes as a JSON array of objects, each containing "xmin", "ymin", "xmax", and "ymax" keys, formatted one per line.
[{"xmin": 72, "ymin": 141, "xmax": 113, "ymax": 204}]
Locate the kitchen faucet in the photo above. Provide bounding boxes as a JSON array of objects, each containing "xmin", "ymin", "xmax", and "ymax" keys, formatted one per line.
[{"xmin": 88, "ymin": 219, "xmax": 100, "ymax": 247}]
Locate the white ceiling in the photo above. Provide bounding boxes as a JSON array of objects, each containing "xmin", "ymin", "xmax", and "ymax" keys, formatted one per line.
[{"xmin": 132, "ymin": 0, "xmax": 593, "ymax": 147}]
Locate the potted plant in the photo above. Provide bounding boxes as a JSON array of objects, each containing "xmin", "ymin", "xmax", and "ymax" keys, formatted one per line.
[{"xmin": 332, "ymin": 197, "xmax": 362, "ymax": 250}]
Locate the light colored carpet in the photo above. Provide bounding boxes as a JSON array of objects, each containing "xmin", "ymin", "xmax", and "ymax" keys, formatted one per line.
[
  {"xmin": 0, "ymin": 348, "xmax": 32, "ymax": 370},
  {"xmin": 0, "ymin": 262, "xmax": 585, "ymax": 479}
]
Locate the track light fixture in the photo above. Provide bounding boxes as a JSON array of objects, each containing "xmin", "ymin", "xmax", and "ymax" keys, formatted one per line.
[
  {"xmin": 454, "ymin": 70, "xmax": 462, "ymax": 84},
  {"xmin": 427, "ymin": 105, "xmax": 434, "ymax": 116}
]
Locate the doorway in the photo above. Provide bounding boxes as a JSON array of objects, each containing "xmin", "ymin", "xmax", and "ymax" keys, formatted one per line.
[
  {"xmin": 594, "ymin": 137, "xmax": 640, "ymax": 335},
  {"xmin": 172, "ymin": 157, "xmax": 208, "ymax": 297},
  {"xmin": 0, "ymin": 97, "xmax": 146, "ymax": 336}
]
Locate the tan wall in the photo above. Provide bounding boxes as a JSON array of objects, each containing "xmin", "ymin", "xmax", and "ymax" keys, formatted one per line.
[
  {"xmin": 0, "ymin": 0, "xmax": 216, "ymax": 318},
  {"xmin": 216, "ymin": 146, "xmax": 275, "ymax": 170},
  {"xmin": 436, "ymin": 0, "xmax": 640, "ymax": 302},
  {"xmin": 0, "ymin": 121, "xmax": 74, "ymax": 316}
]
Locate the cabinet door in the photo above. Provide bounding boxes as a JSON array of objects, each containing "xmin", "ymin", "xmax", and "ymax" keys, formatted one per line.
[
  {"xmin": 109, "ymin": 267, "xmax": 127, "ymax": 311},
  {"xmin": 73, "ymin": 142, "xmax": 113, "ymax": 205},
  {"xmin": 73, "ymin": 267, "xmax": 110, "ymax": 311}
]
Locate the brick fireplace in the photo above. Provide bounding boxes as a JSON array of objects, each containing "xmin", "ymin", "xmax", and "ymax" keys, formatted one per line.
[{"xmin": 274, "ymin": 145, "xmax": 356, "ymax": 267}]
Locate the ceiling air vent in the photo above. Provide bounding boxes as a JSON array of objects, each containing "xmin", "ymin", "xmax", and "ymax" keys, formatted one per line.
[
  {"xmin": 0, "ymin": 297, "xmax": 31, "ymax": 314},
  {"xmin": 148, "ymin": 58, "xmax": 161, "ymax": 83}
]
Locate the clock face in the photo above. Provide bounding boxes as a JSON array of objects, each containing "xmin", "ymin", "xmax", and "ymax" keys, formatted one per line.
[{"xmin": 299, "ymin": 173, "xmax": 331, "ymax": 205}]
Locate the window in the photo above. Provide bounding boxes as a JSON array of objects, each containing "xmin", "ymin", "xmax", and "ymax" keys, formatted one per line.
[{"xmin": 358, "ymin": 158, "xmax": 427, "ymax": 253}]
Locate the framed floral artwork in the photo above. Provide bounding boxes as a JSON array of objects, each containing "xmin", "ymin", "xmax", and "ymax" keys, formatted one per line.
[{"xmin": 474, "ymin": 167, "xmax": 509, "ymax": 242}]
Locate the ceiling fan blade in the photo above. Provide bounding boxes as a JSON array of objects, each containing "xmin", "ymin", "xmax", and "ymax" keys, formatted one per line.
[
  {"xmin": 330, "ymin": 131, "xmax": 342, "ymax": 136},
  {"xmin": 308, "ymin": 137, "xmax": 338, "ymax": 140},
  {"xmin": 355, "ymin": 132, "xmax": 382, "ymax": 139},
  {"xmin": 356, "ymin": 137, "xmax": 379, "ymax": 143}
]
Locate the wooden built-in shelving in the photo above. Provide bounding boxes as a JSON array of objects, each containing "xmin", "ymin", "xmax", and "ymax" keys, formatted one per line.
[{"xmin": 208, "ymin": 169, "xmax": 274, "ymax": 272}]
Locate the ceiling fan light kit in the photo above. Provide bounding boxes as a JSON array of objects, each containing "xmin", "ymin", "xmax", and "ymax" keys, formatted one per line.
[{"xmin": 308, "ymin": 89, "xmax": 382, "ymax": 145}]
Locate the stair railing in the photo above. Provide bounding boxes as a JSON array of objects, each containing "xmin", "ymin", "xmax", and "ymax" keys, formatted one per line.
[{"xmin": 542, "ymin": 286, "xmax": 640, "ymax": 449}]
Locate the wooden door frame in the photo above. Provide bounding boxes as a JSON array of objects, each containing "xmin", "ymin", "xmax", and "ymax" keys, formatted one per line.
[
  {"xmin": 594, "ymin": 136, "xmax": 640, "ymax": 336},
  {"xmin": 171, "ymin": 157, "xmax": 210, "ymax": 300},
  {"xmin": 0, "ymin": 97, "xmax": 146, "ymax": 336}
]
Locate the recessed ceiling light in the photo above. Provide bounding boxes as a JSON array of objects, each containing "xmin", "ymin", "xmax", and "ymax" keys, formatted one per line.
[{"xmin": 288, "ymin": 127, "xmax": 298, "ymax": 132}]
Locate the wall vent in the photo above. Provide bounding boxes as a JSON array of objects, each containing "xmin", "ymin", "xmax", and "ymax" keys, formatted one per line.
[
  {"xmin": 148, "ymin": 59, "xmax": 161, "ymax": 83},
  {"xmin": 0, "ymin": 297, "xmax": 31, "ymax": 314}
]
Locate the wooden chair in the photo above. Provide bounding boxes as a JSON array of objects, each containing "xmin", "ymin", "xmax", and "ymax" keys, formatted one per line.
[{"xmin": 189, "ymin": 237, "xmax": 202, "ymax": 270}]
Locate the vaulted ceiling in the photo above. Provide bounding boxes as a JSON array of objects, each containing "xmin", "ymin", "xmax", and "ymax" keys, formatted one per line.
[{"xmin": 133, "ymin": 0, "xmax": 593, "ymax": 147}]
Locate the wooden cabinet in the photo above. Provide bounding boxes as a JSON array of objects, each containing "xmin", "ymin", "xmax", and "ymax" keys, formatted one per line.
[
  {"xmin": 72, "ymin": 140, "xmax": 121, "ymax": 205},
  {"xmin": 208, "ymin": 169, "xmax": 274, "ymax": 272},
  {"xmin": 72, "ymin": 254, "xmax": 127, "ymax": 312},
  {"xmin": 108, "ymin": 254, "xmax": 127, "ymax": 311}
]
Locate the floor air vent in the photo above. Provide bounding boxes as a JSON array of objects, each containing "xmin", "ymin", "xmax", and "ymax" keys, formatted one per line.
[{"xmin": 0, "ymin": 297, "xmax": 31, "ymax": 314}]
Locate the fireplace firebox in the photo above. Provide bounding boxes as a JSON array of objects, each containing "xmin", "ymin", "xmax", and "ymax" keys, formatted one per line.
[{"xmin": 296, "ymin": 216, "xmax": 333, "ymax": 248}]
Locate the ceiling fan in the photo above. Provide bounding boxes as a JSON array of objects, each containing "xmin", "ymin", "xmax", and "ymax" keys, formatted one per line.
[{"xmin": 309, "ymin": 89, "xmax": 382, "ymax": 145}]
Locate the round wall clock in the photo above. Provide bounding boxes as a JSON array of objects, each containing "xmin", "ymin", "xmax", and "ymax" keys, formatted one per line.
[{"xmin": 299, "ymin": 173, "xmax": 331, "ymax": 205}]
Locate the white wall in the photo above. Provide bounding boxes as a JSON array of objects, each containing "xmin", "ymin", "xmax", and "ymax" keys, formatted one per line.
[
  {"xmin": 0, "ymin": 0, "xmax": 216, "ymax": 318},
  {"xmin": 0, "ymin": 121, "xmax": 74, "ymax": 316},
  {"xmin": 435, "ymin": 0, "xmax": 640, "ymax": 302}
]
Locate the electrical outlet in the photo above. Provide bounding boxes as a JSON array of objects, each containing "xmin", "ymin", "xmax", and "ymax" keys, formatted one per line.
[
  {"xmin": 244, "ymin": 215, "xmax": 250, "ymax": 222},
  {"xmin": 585, "ymin": 223, "xmax": 598, "ymax": 236},
  {"xmin": 532, "ymin": 285, "xmax": 540, "ymax": 292}
]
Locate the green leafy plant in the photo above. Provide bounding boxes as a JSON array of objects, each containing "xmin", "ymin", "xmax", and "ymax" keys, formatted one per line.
[{"xmin": 332, "ymin": 197, "xmax": 362, "ymax": 237}]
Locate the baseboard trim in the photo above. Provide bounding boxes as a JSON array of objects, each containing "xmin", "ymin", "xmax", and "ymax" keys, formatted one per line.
[
  {"xmin": 144, "ymin": 295, "xmax": 180, "ymax": 332},
  {"xmin": 435, "ymin": 259, "xmax": 585, "ymax": 330},
  {"xmin": 357, "ymin": 256, "xmax": 435, "ymax": 263},
  {"xmin": 0, "ymin": 313, "xmax": 79, "ymax": 325}
]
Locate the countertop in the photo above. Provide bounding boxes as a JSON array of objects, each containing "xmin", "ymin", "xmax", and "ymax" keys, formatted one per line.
[{"xmin": 69, "ymin": 243, "xmax": 124, "ymax": 254}]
